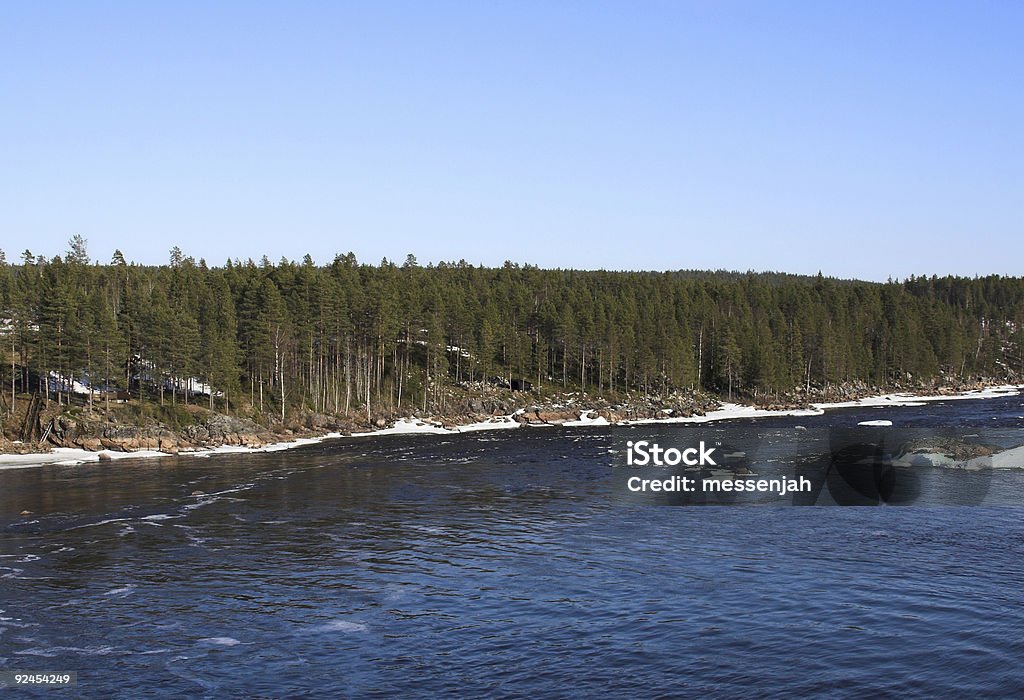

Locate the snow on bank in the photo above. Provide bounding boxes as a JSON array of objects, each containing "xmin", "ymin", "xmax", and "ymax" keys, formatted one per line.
[
  {"xmin": 975, "ymin": 444, "xmax": 1024, "ymax": 470},
  {"xmin": 350, "ymin": 416, "xmax": 522, "ymax": 437},
  {"xmin": 810, "ymin": 384, "xmax": 1022, "ymax": 410},
  {"xmin": 0, "ymin": 447, "xmax": 169, "ymax": 470},
  {"xmin": 893, "ymin": 444, "xmax": 1024, "ymax": 470},
  {"xmin": 0, "ymin": 433, "xmax": 344, "ymax": 471},
  {"xmin": 618, "ymin": 403, "xmax": 825, "ymax": 426},
  {"xmin": 563, "ymin": 410, "xmax": 611, "ymax": 427}
]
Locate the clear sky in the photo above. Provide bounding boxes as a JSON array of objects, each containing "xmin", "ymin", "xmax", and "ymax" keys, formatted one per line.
[{"xmin": 1, "ymin": 1, "xmax": 1021, "ymax": 281}]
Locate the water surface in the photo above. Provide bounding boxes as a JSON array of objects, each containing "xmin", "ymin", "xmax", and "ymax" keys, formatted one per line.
[{"xmin": 3, "ymin": 397, "xmax": 1024, "ymax": 697}]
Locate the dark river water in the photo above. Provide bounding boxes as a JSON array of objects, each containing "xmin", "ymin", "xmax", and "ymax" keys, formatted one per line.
[{"xmin": 3, "ymin": 396, "xmax": 1024, "ymax": 698}]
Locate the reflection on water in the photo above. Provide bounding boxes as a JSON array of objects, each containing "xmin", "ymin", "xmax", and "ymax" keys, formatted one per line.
[{"xmin": 3, "ymin": 397, "xmax": 1024, "ymax": 697}]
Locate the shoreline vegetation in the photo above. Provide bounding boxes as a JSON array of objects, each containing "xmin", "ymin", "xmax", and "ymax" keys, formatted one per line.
[{"xmin": 2, "ymin": 240, "xmax": 1024, "ymax": 466}]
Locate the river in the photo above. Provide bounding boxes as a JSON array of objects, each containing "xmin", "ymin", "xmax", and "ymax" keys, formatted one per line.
[{"xmin": 3, "ymin": 395, "xmax": 1024, "ymax": 697}]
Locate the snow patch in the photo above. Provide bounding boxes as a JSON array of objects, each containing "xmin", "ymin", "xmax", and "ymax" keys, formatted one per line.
[
  {"xmin": 620, "ymin": 403, "xmax": 824, "ymax": 426},
  {"xmin": 812, "ymin": 385, "xmax": 1021, "ymax": 410},
  {"xmin": 563, "ymin": 410, "xmax": 611, "ymax": 427}
]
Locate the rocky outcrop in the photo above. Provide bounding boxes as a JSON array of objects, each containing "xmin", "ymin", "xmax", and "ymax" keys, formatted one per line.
[
  {"xmin": 0, "ymin": 436, "xmax": 45, "ymax": 455},
  {"xmin": 515, "ymin": 409, "xmax": 582, "ymax": 425},
  {"xmin": 31, "ymin": 409, "xmax": 279, "ymax": 454},
  {"xmin": 899, "ymin": 438, "xmax": 996, "ymax": 461},
  {"xmin": 182, "ymin": 414, "xmax": 273, "ymax": 448},
  {"xmin": 465, "ymin": 397, "xmax": 515, "ymax": 415}
]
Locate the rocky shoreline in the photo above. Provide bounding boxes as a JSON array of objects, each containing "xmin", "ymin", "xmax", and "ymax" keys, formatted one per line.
[{"xmin": 0, "ymin": 376, "xmax": 1018, "ymax": 460}]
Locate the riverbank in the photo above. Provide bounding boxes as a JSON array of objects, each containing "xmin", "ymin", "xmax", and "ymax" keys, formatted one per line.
[{"xmin": 2, "ymin": 382, "xmax": 1020, "ymax": 470}]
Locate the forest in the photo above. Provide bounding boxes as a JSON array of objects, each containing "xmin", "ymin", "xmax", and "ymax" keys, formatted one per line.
[{"xmin": 1, "ymin": 237, "xmax": 1023, "ymax": 424}]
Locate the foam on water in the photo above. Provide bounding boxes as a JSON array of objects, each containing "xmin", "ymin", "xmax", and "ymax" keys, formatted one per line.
[
  {"xmin": 103, "ymin": 585, "xmax": 136, "ymax": 597},
  {"xmin": 315, "ymin": 620, "xmax": 369, "ymax": 633},
  {"xmin": 15, "ymin": 645, "xmax": 117, "ymax": 657},
  {"xmin": 198, "ymin": 637, "xmax": 242, "ymax": 646}
]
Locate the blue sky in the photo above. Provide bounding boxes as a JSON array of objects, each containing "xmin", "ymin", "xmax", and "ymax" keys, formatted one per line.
[{"xmin": 1, "ymin": 1, "xmax": 1021, "ymax": 280}]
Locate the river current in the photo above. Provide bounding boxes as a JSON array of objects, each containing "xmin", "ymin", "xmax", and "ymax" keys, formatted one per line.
[{"xmin": 3, "ymin": 395, "xmax": 1024, "ymax": 697}]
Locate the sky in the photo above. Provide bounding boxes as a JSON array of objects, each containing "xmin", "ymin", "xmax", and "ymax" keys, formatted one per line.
[{"xmin": 1, "ymin": 1, "xmax": 1021, "ymax": 281}]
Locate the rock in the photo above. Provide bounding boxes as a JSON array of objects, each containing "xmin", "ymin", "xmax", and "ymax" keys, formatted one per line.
[
  {"xmin": 193, "ymin": 414, "xmax": 264, "ymax": 446},
  {"xmin": 305, "ymin": 413, "xmax": 333, "ymax": 430},
  {"xmin": 101, "ymin": 425, "xmax": 144, "ymax": 441},
  {"xmin": 183, "ymin": 424, "xmax": 211, "ymax": 443},
  {"xmin": 20, "ymin": 510, "xmax": 32, "ymax": 516},
  {"xmin": 900, "ymin": 438, "xmax": 996, "ymax": 461},
  {"xmin": 190, "ymin": 490, "xmax": 205, "ymax": 497},
  {"xmin": 99, "ymin": 438, "xmax": 121, "ymax": 451},
  {"xmin": 81, "ymin": 438, "xmax": 103, "ymax": 454},
  {"xmin": 519, "ymin": 409, "xmax": 582, "ymax": 425},
  {"xmin": 97, "ymin": 452, "xmax": 113, "ymax": 462}
]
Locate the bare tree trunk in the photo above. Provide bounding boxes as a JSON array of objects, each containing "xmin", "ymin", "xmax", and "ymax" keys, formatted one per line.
[
  {"xmin": 581, "ymin": 344, "xmax": 586, "ymax": 390},
  {"xmin": 274, "ymin": 330, "xmax": 285, "ymax": 423},
  {"xmin": 11, "ymin": 336, "xmax": 16, "ymax": 417},
  {"xmin": 104, "ymin": 344, "xmax": 110, "ymax": 412},
  {"xmin": 697, "ymin": 325, "xmax": 703, "ymax": 390},
  {"xmin": 344, "ymin": 337, "xmax": 351, "ymax": 414}
]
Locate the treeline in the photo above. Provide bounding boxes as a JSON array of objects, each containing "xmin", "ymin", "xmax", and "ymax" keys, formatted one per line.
[{"xmin": 1, "ymin": 239, "xmax": 1023, "ymax": 421}]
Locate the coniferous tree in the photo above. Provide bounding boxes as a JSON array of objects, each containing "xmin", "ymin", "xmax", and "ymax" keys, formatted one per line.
[{"xmin": 0, "ymin": 248, "xmax": 1022, "ymax": 425}]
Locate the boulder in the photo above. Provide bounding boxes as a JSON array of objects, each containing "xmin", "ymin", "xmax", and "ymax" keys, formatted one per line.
[
  {"xmin": 80, "ymin": 438, "xmax": 102, "ymax": 452},
  {"xmin": 535, "ymin": 410, "xmax": 581, "ymax": 424},
  {"xmin": 305, "ymin": 413, "xmax": 334, "ymax": 430}
]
